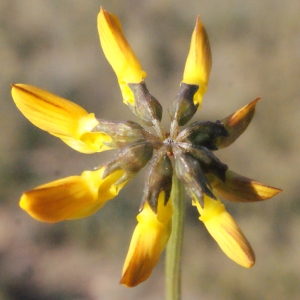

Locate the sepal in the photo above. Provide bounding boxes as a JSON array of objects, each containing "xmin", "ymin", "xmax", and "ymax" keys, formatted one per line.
[
  {"xmin": 127, "ymin": 82, "xmax": 162, "ymax": 127},
  {"xmin": 103, "ymin": 142, "xmax": 154, "ymax": 184},
  {"xmin": 179, "ymin": 144, "xmax": 228, "ymax": 182},
  {"xmin": 141, "ymin": 146, "xmax": 173, "ymax": 212},
  {"xmin": 92, "ymin": 120, "xmax": 151, "ymax": 148},
  {"xmin": 168, "ymin": 83, "xmax": 199, "ymax": 126},
  {"xmin": 176, "ymin": 120, "xmax": 228, "ymax": 150},
  {"xmin": 173, "ymin": 145, "xmax": 216, "ymax": 203}
]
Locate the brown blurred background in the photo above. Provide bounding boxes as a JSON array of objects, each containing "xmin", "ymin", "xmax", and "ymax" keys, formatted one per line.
[{"xmin": 0, "ymin": 0, "xmax": 299, "ymax": 299}]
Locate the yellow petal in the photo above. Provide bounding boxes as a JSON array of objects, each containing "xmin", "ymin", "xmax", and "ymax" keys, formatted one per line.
[
  {"xmin": 11, "ymin": 84, "xmax": 113, "ymax": 153},
  {"xmin": 19, "ymin": 167, "xmax": 126, "ymax": 223},
  {"xmin": 120, "ymin": 193, "xmax": 173, "ymax": 287},
  {"xmin": 208, "ymin": 170, "xmax": 283, "ymax": 203},
  {"xmin": 97, "ymin": 8, "xmax": 146, "ymax": 106},
  {"xmin": 193, "ymin": 195, "xmax": 255, "ymax": 268},
  {"xmin": 215, "ymin": 98, "xmax": 261, "ymax": 149},
  {"xmin": 182, "ymin": 16, "xmax": 212, "ymax": 108}
]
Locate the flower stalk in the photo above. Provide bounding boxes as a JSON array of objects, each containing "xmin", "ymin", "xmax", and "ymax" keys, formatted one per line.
[{"xmin": 165, "ymin": 173, "xmax": 185, "ymax": 300}]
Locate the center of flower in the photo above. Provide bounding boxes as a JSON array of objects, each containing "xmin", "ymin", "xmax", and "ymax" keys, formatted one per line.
[{"xmin": 92, "ymin": 80, "xmax": 229, "ymax": 212}]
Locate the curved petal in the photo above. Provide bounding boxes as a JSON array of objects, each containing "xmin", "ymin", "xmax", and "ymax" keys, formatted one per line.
[
  {"xmin": 19, "ymin": 167, "xmax": 126, "ymax": 223},
  {"xmin": 97, "ymin": 8, "xmax": 146, "ymax": 106},
  {"xmin": 11, "ymin": 84, "xmax": 114, "ymax": 153},
  {"xmin": 215, "ymin": 98, "xmax": 260, "ymax": 149},
  {"xmin": 182, "ymin": 16, "xmax": 212, "ymax": 108},
  {"xmin": 208, "ymin": 170, "xmax": 283, "ymax": 203},
  {"xmin": 193, "ymin": 195, "xmax": 255, "ymax": 268},
  {"xmin": 120, "ymin": 192, "xmax": 173, "ymax": 287}
]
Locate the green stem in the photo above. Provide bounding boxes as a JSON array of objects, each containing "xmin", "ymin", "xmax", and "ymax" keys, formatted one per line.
[{"xmin": 165, "ymin": 174, "xmax": 185, "ymax": 300}]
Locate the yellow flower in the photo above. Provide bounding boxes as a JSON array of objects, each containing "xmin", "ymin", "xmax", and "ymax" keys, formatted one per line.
[
  {"xmin": 193, "ymin": 195, "xmax": 255, "ymax": 268},
  {"xmin": 97, "ymin": 8, "xmax": 146, "ymax": 106},
  {"xmin": 182, "ymin": 16, "xmax": 212, "ymax": 109},
  {"xmin": 12, "ymin": 7, "xmax": 282, "ymax": 288},
  {"xmin": 11, "ymin": 84, "xmax": 113, "ymax": 153},
  {"xmin": 120, "ymin": 192, "xmax": 173, "ymax": 287},
  {"xmin": 20, "ymin": 167, "xmax": 126, "ymax": 223}
]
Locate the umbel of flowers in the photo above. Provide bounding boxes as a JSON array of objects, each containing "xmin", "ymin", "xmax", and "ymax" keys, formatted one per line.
[{"xmin": 12, "ymin": 8, "xmax": 282, "ymax": 287}]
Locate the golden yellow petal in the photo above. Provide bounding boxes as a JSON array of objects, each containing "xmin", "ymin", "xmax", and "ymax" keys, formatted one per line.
[
  {"xmin": 12, "ymin": 84, "xmax": 88, "ymax": 135},
  {"xmin": 194, "ymin": 196, "xmax": 255, "ymax": 268},
  {"xmin": 97, "ymin": 8, "xmax": 146, "ymax": 106},
  {"xmin": 19, "ymin": 168, "xmax": 126, "ymax": 223},
  {"xmin": 11, "ymin": 84, "xmax": 114, "ymax": 153},
  {"xmin": 182, "ymin": 16, "xmax": 212, "ymax": 108},
  {"xmin": 209, "ymin": 170, "xmax": 283, "ymax": 203},
  {"xmin": 120, "ymin": 193, "xmax": 173, "ymax": 287}
]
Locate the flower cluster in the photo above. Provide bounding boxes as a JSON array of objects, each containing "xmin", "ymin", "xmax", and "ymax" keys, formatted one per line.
[{"xmin": 12, "ymin": 8, "xmax": 282, "ymax": 287}]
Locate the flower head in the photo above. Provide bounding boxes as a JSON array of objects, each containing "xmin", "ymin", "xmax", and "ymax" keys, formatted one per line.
[{"xmin": 12, "ymin": 7, "xmax": 282, "ymax": 287}]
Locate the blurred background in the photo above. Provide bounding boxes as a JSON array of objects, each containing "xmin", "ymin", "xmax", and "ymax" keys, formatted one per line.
[{"xmin": 0, "ymin": 0, "xmax": 299, "ymax": 299}]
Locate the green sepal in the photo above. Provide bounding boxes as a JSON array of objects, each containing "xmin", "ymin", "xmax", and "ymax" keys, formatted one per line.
[
  {"xmin": 168, "ymin": 82, "xmax": 199, "ymax": 126},
  {"xmin": 179, "ymin": 143, "xmax": 228, "ymax": 182},
  {"xmin": 141, "ymin": 146, "xmax": 173, "ymax": 213},
  {"xmin": 176, "ymin": 120, "xmax": 228, "ymax": 150},
  {"xmin": 92, "ymin": 119, "xmax": 153, "ymax": 148},
  {"xmin": 173, "ymin": 145, "xmax": 216, "ymax": 204},
  {"xmin": 103, "ymin": 141, "xmax": 153, "ymax": 184},
  {"xmin": 127, "ymin": 81, "xmax": 162, "ymax": 126}
]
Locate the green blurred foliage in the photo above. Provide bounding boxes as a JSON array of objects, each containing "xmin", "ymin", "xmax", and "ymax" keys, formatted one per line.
[{"xmin": 0, "ymin": 0, "xmax": 299, "ymax": 299}]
